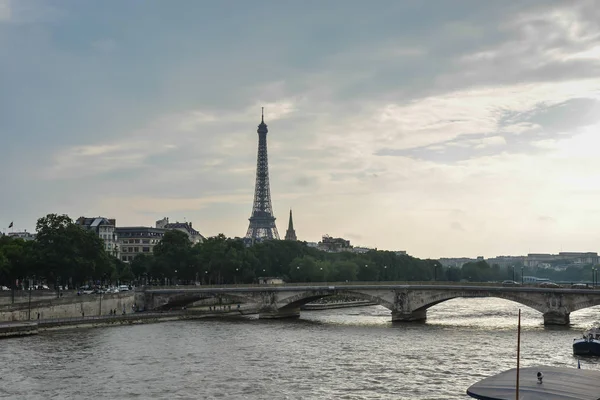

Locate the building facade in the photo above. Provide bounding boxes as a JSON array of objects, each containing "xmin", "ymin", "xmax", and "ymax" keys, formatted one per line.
[
  {"xmin": 75, "ymin": 217, "xmax": 119, "ymax": 258},
  {"xmin": 115, "ymin": 227, "xmax": 166, "ymax": 262},
  {"xmin": 438, "ymin": 257, "xmax": 477, "ymax": 268},
  {"xmin": 155, "ymin": 217, "xmax": 204, "ymax": 244},
  {"xmin": 7, "ymin": 231, "xmax": 36, "ymax": 241},
  {"xmin": 318, "ymin": 235, "xmax": 351, "ymax": 252},
  {"xmin": 525, "ymin": 252, "xmax": 599, "ymax": 268},
  {"xmin": 485, "ymin": 255, "xmax": 526, "ymax": 268}
]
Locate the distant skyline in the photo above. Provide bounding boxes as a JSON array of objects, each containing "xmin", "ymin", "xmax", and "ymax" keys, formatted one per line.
[{"xmin": 2, "ymin": 0, "xmax": 600, "ymax": 258}]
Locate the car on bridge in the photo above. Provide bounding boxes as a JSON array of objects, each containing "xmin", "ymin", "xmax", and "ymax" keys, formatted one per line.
[
  {"xmin": 571, "ymin": 283, "xmax": 593, "ymax": 289},
  {"xmin": 502, "ymin": 280, "xmax": 521, "ymax": 287},
  {"xmin": 539, "ymin": 282, "xmax": 561, "ymax": 288}
]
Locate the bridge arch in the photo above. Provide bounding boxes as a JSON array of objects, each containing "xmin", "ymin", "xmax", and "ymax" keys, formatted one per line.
[
  {"xmin": 277, "ymin": 289, "xmax": 395, "ymax": 312},
  {"xmin": 410, "ymin": 291, "xmax": 547, "ymax": 315},
  {"xmin": 568, "ymin": 297, "xmax": 600, "ymax": 314},
  {"xmin": 152, "ymin": 292, "xmax": 255, "ymax": 310}
]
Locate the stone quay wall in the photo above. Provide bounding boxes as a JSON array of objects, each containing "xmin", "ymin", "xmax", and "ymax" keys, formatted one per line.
[
  {"xmin": 0, "ymin": 291, "xmax": 72, "ymax": 306},
  {"xmin": 0, "ymin": 292, "xmax": 136, "ymax": 322}
]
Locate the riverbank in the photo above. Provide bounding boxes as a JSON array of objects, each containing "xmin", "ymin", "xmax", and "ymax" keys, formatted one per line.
[
  {"xmin": 0, "ymin": 321, "xmax": 39, "ymax": 338},
  {"xmin": 0, "ymin": 301, "xmax": 378, "ymax": 338},
  {"xmin": 0, "ymin": 292, "xmax": 136, "ymax": 322},
  {"xmin": 0, "ymin": 312, "xmax": 195, "ymax": 337},
  {"xmin": 0, "ymin": 307, "xmax": 262, "ymax": 338}
]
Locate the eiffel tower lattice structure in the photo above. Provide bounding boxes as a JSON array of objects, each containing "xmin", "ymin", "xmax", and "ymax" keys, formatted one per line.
[{"xmin": 245, "ymin": 108, "xmax": 280, "ymax": 240}]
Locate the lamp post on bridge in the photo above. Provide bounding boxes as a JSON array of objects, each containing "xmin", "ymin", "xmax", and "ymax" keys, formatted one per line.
[
  {"xmin": 512, "ymin": 266, "xmax": 515, "ymax": 282},
  {"xmin": 521, "ymin": 266, "xmax": 524, "ymax": 285},
  {"xmin": 28, "ymin": 277, "xmax": 33, "ymax": 320}
]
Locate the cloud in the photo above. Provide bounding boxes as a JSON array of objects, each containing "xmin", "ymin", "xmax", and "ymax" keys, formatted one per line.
[
  {"xmin": 0, "ymin": 0, "xmax": 11, "ymax": 21},
  {"xmin": 451, "ymin": 222, "xmax": 465, "ymax": 232},
  {"xmin": 91, "ymin": 39, "xmax": 117, "ymax": 53},
  {"xmin": 0, "ymin": 0, "xmax": 65, "ymax": 24},
  {"xmin": 4, "ymin": 1, "xmax": 600, "ymax": 258}
]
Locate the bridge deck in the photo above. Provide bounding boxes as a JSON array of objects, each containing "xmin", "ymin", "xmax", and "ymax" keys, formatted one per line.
[{"xmin": 142, "ymin": 284, "xmax": 600, "ymax": 294}]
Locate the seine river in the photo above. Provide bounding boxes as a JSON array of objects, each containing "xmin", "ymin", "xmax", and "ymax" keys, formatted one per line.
[{"xmin": 2, "ymin": 298, "xmax": 600, "ymax": 399}]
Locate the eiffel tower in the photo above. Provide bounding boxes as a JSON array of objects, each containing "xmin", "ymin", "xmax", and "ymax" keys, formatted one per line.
[{"xmin": 245, "ymin": 108, "xmax": 280, "ymax": 240}]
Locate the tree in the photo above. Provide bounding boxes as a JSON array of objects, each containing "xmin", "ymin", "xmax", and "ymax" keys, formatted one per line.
[
  {"xmin": 331, "ymin": 261, "xmax": 358, "ymax": 281},
  {"xmin": 461, "ymin": 261, "xmax": 492, "ymax": 282},
  {"xmin": 289, "ymin": 256, "xmax": 319, "ymax": 282},
  {"xmin": 131, "ymin": 254, "xmax": 152, "ymax": 280},
  {"xmin": 153, "ymin": 230, "xmax": 192, "ymax": 283},
  {"xmin": 34, "ymin": 213, "xmax": 110, "ymax": 287}
]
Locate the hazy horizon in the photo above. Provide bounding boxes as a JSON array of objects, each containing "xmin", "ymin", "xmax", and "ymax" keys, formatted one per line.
[{"xmin": 2, "ymin": 0, "xmax": 600, "ymax": 259}]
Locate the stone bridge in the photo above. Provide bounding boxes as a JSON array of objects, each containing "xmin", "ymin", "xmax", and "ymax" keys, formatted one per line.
[{"xmin": 136, "ymin": 284, "xmax": 600, "ymax": 325}]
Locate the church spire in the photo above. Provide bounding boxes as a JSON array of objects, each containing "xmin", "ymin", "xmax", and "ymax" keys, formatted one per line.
[{"xmin": 285, "ymin": 209, "xmax": 297, "ymax": 241}]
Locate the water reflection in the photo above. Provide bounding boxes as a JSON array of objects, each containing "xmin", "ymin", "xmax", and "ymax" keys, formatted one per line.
[{"xmin": 1, "ymin": 298, "xmax": 599, "ymax": 400}]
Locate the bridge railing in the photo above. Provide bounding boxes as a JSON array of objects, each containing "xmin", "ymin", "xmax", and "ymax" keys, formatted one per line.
[{"xmin": 138, "ymin": 281, "xmax": 542, "ymax": 290}]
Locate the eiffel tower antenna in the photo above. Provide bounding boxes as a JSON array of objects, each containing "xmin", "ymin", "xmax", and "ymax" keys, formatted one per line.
[{"xmin": 245, "ymin": 108, "xmax": 280, "ymax": 240}]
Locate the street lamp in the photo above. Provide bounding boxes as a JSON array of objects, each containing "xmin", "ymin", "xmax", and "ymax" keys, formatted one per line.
[
  {"xmin": 384, "ymin": 266, "xmax": 388, "ymax": 281},
  {"xmin": 28, "ymin": 277, "xmax": 33, "ymax": 320},
  {"xmin": 521, "ymin": 266, "xmax": 524, "ymax": 285},
  {"xmin": 511, "ymin": 266, "xmax": 515, "ymax": 282}
]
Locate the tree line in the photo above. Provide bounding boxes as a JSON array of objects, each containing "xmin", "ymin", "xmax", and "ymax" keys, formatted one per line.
[
  {"xmin": 1, "ymin": 213, "xmax": 597, "ymax": 289},
  {"xmin": 0, "ymin": 213, "xmax": 446, "ymax": 288}
]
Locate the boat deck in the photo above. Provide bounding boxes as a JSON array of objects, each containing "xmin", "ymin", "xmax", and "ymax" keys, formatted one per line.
[{"xmin": 467, "ymin": 366, "xmax": 600, "ymax": 400}]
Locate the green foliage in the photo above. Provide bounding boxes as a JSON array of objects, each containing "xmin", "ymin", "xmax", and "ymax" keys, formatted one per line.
[
  {"xmin": 129, "ymin": 235, "xmax": 450, "ymax": 285},
  {"xmin": 0, "ymin": 213, "xmax": 115, "ymax": 288},
  {"xmin": 17, "ymin": 213, "xmax": 589, "ymax": 288},
  {"xmin": 460, "ymin": 261, "xmax": 493, "ymax": 282},
  {"xmin": 331, "ymin": 260, "xmax": 358, "ymax": 281}
]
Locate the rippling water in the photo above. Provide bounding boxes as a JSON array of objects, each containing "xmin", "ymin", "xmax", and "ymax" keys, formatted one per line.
[{"xmin": 2, "ymin": 298, "xmax": 600, "ymax": 399}]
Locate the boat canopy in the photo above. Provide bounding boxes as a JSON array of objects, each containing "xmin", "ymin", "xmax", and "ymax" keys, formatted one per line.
[{"xmin": 467, "ymin": 366, "xmax": 600, "ymax": 400}]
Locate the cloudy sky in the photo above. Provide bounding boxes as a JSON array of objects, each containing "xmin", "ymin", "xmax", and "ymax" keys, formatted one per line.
[{"xmin": 2, "ymin": 0, "xmax": 600, "ymax": 258}]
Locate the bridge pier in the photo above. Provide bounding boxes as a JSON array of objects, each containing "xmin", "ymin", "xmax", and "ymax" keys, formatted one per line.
[
  {"xmin": 391, "ymin": 309, "xmax": 427, "ymax": 322},
  {"xmin": 543, "ymin": 311, "xmax": 570, "ymax": 326},
  {"xmin": 259, "ymin": 307, "xmax": 300, "ymax": 320}
]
